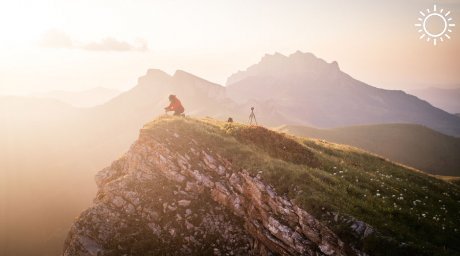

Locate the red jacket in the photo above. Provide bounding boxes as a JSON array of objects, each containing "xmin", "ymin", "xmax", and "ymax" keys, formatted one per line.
[{"xmin": 165, "ymin": 97, "xmax": 184, "ymax": 113}]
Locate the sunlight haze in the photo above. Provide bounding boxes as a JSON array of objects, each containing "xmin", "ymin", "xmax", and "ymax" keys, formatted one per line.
[
  {"xmin": 0, "ymin": 0, "xmax": 459, "ymax": 94},
  {"xmin": 2, "ymin": 1, "xmax": 460, "ymax": 255}
]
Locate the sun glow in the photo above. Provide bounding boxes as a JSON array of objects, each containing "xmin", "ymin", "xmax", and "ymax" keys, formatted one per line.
[{"xmin": 415, "ymin": 4, "xmax": 456, "ymax": 46}]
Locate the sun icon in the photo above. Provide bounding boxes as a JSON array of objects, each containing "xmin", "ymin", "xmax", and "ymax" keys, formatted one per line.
[{"xmin": 415, "ymin": 4, "xmax": 455, "ymax": 46}]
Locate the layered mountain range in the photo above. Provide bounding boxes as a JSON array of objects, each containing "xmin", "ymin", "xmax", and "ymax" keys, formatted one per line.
[
  {"xmin": 2, "ymin": 51, "xmax": 460, "ymax": 255},
  {"xmin": 278, "ymin": 123, "xmax": 460, "ymax": 176},
  {"xmin": 226, "ymin": 51, "xmax": 460, "ymax": 137},
  {"xmin": 31, "ymin": 87, "xmax": 121, "ymax": 107},
  {"xmin": 409, "ymin": 87, "xmax": 460, "ymax": 114}
]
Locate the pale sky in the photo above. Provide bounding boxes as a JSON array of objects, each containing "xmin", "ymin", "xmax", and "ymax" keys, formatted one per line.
[{"xmin": 0, "ymin": 0, "xmax": 459, "ymax": 94}]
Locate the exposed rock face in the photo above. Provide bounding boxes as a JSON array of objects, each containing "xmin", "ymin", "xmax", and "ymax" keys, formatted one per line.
[{"xmin": 64, "ymin": 125, "xmax": 355, "ymax": 255}]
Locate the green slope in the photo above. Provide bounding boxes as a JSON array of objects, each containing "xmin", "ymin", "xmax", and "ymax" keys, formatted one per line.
[
  {"xmin": 278, "ymin": 123, "xmax": 460, "ymax": 176},
  {"xmin": 143, "ymin": 117, "xmax": 460, "ymax": 256}
]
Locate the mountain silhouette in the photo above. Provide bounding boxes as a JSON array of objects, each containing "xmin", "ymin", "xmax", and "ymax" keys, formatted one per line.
[
  {"xmin": 31, "ymin": 87, "xmax": 121, "ymax": 107},
  {"xmin": 408, "ymin": 87, "xmax": 460, "ymax": 114},
  {"xmin": 0, "ymin": 70, "xmax": 236, "ymax": 256},
  {"xmin": 226, "ymin": 51, "xmax": 460, "ymax": 137},
  {"xmin": 2, "ymin": 51, "xmax": 460, "ymax": 255}
]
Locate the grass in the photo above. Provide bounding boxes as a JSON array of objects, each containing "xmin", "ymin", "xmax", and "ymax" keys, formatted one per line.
[
  {"xmin": 437, "ymin": 175, "xmax": 460, "ymax": 186},
  {"xmin": 279, "ymin": 123, "xmax": 460, "ymax": 176},
  {"xmin": 143, "ymin": 116, "xmax": 460, "ymax": 256}
]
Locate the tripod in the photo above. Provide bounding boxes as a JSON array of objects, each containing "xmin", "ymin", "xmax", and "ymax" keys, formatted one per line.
[{"xmin": 249, "ymin": 107, "xmax": 258, "ymax": 126}]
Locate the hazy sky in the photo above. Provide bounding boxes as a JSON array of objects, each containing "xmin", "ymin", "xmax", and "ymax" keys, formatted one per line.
[{"xmin": 0, "ymin": 0, "xmax": 459, "ymax": 94}]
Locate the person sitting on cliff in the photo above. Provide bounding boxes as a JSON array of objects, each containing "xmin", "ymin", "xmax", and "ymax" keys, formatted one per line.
[{"xmin": 164, "ymin": 94, "xmax": 185, "ymax": 116}]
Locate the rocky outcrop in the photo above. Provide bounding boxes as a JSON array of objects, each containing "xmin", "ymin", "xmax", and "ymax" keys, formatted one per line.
[{"xmin": 64, "ymin": 124, "xmax": 356, "ymax": 255}]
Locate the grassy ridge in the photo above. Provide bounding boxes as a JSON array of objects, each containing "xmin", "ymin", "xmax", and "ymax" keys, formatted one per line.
[
  {"xmin": 144, "ymin": 116, "xmax": 460, "ymax": 256},
  {"xmin": 278, "ymin": 124, "xmax": 460, "ymax": 176}
]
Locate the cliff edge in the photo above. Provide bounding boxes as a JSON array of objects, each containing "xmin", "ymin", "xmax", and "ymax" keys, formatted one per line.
[{"xmin": 64, "ymin": 117, "xmax": 460, "ymax": 255}]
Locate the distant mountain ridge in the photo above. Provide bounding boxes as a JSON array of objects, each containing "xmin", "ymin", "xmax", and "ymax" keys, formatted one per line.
[
  {"xmin": 3, "ymin": 51, "xmax": 460, "ymax": 255},
  {"xmin": 409, "ymin": 87, "xmax": 460, "ymax": 114},
  {"xmin": 0, "ymin": 69, "xmax": 238, "ymax": 256},
  {"xmin": 227, "ymin": 51, "xmax": 340, "ymax": 86},
  {"xmin": 278, "ymin": 123, "xmax": 460, "ymax": 176},
  {"xmin": 31, "ymin": 87, "xmax": 121, "ymax": 107},
  {"xmin": 226, "ymin": 51, "xmax": 460, "ymax": 137}
]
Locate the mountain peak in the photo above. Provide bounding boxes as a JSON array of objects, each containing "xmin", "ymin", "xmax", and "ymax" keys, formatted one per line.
[
  {"xmin": 137, "ymin": 69, "xmax": 172, "ymax": 85},
  {"xmin": 172, "ymin": 70, "xmax": 222, "ymax": 90},
  {"xmin": 289, "ymin": 50, "xmax": 316, "ymax": 59},
  {"xmin": 226, "ymin": 51, "xmax": 340, "ymax": 85},
  {"xmin": 286, "ymin": 51, "xmax": 338, "ymax": 69},
  {"xmin": 260, "ymin": 52, "xmax": 287, "ymax": 62},
  {"xmin": 173, "ymin": 69, "xmax": 198, "ymax": 79},
  {"xmin": 145, "ymin": 68, "xmax": 171, "ymax": 78},
  {"xmin": 330, "ymin": 60, "xmax": 340, "ymax": 71}
]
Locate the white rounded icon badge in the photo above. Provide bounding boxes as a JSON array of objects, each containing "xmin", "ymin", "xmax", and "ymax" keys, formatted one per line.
[{"xmin": 415, "ymin": 4, "xmax": 455, "ymax": 46}]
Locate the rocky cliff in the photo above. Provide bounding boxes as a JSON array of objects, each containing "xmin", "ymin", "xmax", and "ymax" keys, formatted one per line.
[
  {"xmin": 64, "ymin": 117, "xmax": 460, "ymax": 256},
  {"xmin": 64, "ymin": 119, "xmax": 353, "ymax": 255}
]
